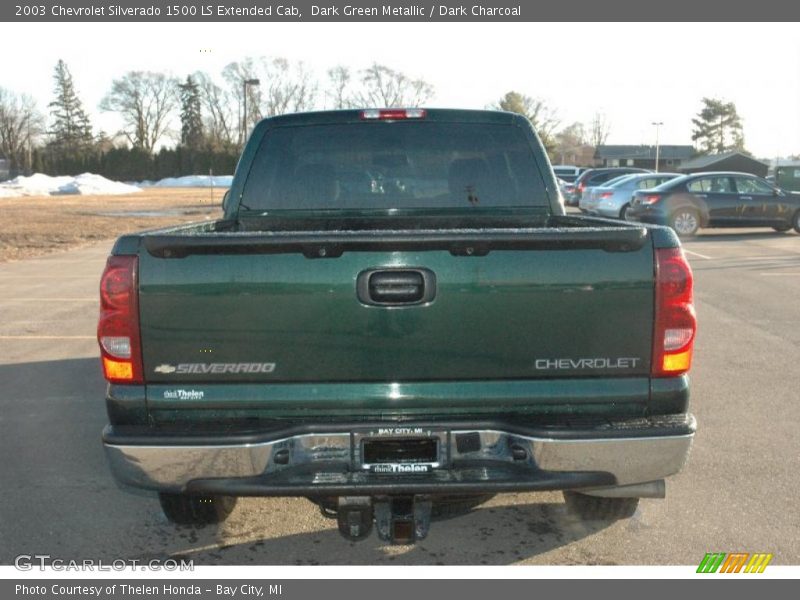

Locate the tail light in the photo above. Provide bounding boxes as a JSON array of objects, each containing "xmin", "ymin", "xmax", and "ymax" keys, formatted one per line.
[
  {"xmin": 600, "ymin": 191, "xmax": 613, "ymax": 199},
  {"xmin": 98, "ymin": 256, "xmax": 143, "ymax": 384},
  {"xmin": 361, "ymin": 109, "xmax": 426, "ymax": 120},
  {"xmin": 652, "ymin": 248, "xmax": 696, "ymax": 377},
  {"xmin": 641, "ymin": 193, "xmax": 661, "ymax": 205}
]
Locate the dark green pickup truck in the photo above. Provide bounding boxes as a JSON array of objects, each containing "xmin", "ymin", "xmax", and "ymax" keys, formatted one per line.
[{"xmin": 99, "ymin": 108, "xmax": 697, "ymax": 544}]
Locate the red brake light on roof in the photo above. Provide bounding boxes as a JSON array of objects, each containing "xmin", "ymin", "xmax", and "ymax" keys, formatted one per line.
[
  {"xmin": 652, "ymin": 248, "xmax": 696, "ymax": 377},
  {"xmin": 98, "ymin": 255, "xmax": 143, "ymax": 384},
  {"xmin": 361, "ymin": 109, "xmax": 427, "ymax": 120}
]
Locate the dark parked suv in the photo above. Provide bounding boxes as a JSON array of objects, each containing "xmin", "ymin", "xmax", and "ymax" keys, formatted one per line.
[
  {"xmin": 568, "ymin": 167, "xmax": 651, "ymax": 206},
  {"xmin": 627, "ymin": 171, "xmax": 800, "ymax": 237}
]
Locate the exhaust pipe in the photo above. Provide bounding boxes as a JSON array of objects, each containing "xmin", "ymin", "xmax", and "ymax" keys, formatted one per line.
[{"xmin": 581, "ymin": 479, "xmax": 666, "ymax": 499}]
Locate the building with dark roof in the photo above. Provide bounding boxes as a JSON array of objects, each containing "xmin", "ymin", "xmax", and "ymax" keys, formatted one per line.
[
  {"xmin": 594, "ymin": 145, "xmax": 695, "ymax": 170},
  {"xmin": 679, "ymin": 152, "xmax": 769, "ymax": 177}
]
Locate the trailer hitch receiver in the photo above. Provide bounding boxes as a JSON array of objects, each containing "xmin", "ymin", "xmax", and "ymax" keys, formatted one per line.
[{"xmin": 374, "ymin": 495, "xmax": 432, "ymax": 544}]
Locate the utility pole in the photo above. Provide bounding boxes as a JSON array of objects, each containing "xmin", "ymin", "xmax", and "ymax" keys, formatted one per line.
[
  {"xmin": 242, "ymin": 78, "xmax": 260, "ymax": 148},
  {"xmin": 652, "ymin": 121, "xmax": 663, "ymax": 173}
]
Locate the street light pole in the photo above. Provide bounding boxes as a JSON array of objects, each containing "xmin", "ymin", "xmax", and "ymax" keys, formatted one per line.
[
  {"xmin": 242, "ymin": 78, "xmax": 260, "ymax": 147},
  {"xmin": 652, "ymin": 121, "xmax": 663, "ymax": 173}
]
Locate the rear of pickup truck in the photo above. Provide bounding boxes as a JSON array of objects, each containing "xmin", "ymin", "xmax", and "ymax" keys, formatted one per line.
[{"xmin": 99, "ymin": 109, "xmax": 696, "ymax": 543}]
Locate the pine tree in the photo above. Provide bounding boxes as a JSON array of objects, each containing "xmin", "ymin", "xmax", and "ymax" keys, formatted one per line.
[
  {"xmin": 691, "ymin": 98, "xmax": 746, "ymax": 155},
  {"xmin": 178, "ymin": 75, "xmax": 204, "ymax": 151},
  {"xmin": 48, "ymin": 60, "xmax": 94, "ymax": 159}
]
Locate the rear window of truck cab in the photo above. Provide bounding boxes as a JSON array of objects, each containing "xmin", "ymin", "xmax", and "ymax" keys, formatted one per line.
[{"xmin": 239, "ymin": 122, "xmax": 549, "ymax": 212}]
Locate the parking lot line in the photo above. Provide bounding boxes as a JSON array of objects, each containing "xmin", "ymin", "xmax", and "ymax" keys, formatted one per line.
[
  {"xmin": 0, "ymin": 335, "xmax": 96, "ymax": 340},
  {"xmin": 0, "ymin": 298, "xmax": 96, "ymax": 302},
  {"xmin": 759, "ymin": 273, "xmax": 800, "ymax": 276},
  {"xmin": 683, "ymin": 249, "xmax": 714, "ymax": 260}
]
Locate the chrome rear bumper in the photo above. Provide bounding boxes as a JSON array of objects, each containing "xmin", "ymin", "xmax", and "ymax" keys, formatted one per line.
[{"xmin": 103, "ymin": 417, "xmax": 695, "ymax": 496}]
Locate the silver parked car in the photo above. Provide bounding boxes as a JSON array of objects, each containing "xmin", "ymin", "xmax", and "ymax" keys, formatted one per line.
[
  {"xmin": 583, "ymin": 173, "xmax": 682, "ymax": 219},
  {"xmin": 579, "ymin": 174, "xmax": 638, "ymax": 214}
]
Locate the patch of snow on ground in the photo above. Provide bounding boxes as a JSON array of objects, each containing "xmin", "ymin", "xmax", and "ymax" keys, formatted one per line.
[
  {"xmin": 0, "ymin": 173, "xmax": 141, "ymax": 197},
  {"xmin": 56, "ymin": 173, "xmax": 141, "ymax": 195},
  {"xmin": 140, "ymin": 175, "xmax": 233, "ymax": 188},
  {"xmin": 1, "ymin": 173, "xmax": 74, "ymax": 196}
]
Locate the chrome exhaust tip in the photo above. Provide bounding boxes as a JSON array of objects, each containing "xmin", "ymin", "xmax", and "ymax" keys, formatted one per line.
[{"xmin": 580, "ymin": 479, "xmax": 666, "ymax": 499}]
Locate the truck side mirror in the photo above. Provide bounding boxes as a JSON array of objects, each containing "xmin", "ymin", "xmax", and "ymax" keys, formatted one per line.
[{"xmin": 222, "ymin": 190, "xmax": 231, "ymax": 212}]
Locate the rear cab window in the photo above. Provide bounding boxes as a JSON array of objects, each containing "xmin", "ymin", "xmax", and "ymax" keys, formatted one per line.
[{"xmin": 240, "ymin": 122, "xmax": 549, "ymax": 212}]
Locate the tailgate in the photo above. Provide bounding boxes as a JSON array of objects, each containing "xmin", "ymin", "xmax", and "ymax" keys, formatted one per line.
[{"xmin": 137, "ymin": 238, "xmax": 654, "ymax": 384}]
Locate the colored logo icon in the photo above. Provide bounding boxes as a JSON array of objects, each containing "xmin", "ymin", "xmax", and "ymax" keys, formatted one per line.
[{"xmin": 697, "ymin": 552, "xmax": 773, "ymax": 573}]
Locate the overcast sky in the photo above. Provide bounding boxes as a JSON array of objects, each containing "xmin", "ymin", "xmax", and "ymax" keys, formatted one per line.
[{"xmin": 2, "ymin": 22, "xmax": 798, "ymax": 158}]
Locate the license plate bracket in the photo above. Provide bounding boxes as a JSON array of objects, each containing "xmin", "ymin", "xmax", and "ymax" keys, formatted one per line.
[
  {"xmin": 356, "ymin": 428, "xmax": 447, "ymax": 473},
  {"xmin": 363, "ymin": 438, "xmax": 438, "ymax": 465}
]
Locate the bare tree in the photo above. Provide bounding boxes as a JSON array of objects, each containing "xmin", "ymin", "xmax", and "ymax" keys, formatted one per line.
[
  {"xmin": 193, "ymin": 71, "xmax": 236, "ymax": 150},
  {"xmin": 554, "ymin": 122, "xmax": 588, "ymax": 164},
  {"xmin": 327, "ymin": 65, "xmax": 353, "ymax": 109},
  {"xmin": 0, "ymin": 87, "xmax": 44, "ymax": 174},
  {"xmin": 222, "ymin": 58, "xmax": 259, "ymax": 147},
  {"xmin": 260, "ymin": 57, "xmax": 317, "ymax": 117},
  {"xmin": 223, "ymin": 57, "xmax": 318, "ymax": 146},
  {"xmin": 589, "ymin": 112, "xmax": 611, "ymax": 147},
  {"xmin": 100, "ymin": 71, "xmax": 179, "ymax": 153},
  {"xmin": 354, "ymin": 64, "xmax": 434, "ymax": 108},
  {"xmin": 492, "ymin": 91, "xmax": 560, "ymax": 152}
]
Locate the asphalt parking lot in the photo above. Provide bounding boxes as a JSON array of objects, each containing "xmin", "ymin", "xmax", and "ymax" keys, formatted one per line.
[{"xmin": 0, "ymin": 229, "xmax": 798, "ymax": 566}]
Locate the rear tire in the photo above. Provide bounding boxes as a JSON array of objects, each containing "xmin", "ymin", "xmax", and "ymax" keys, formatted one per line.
[
  {"xmin": 793, "ymin": 211, "xmax": 800, "ymax": 234},
  {"xmin": 563, "ymin": 491, "xmax": 639, "ymax": 520},
  {"xmin": 669, "ymin": 208, "xmax": 700, "ymax": 237},
  {"xmin": 159, "ymin": 493, "xmax": 237, "ymax": 525},
  {"xmin": 619, "ymin": 204, "xmax": 630, "ymax": 220}
]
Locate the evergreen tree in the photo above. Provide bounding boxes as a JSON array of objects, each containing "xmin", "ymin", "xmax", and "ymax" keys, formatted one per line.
[
  {"xmin": 48, "ymin": 60, "xmax": 94, "ymax": 158},
  {"xmin": 178, "ymin": 75, "xmax": 204, "ymax": 150},
  {"xmin": 691, "ymin": 98, "xmax": 746, "ymax": 155}
]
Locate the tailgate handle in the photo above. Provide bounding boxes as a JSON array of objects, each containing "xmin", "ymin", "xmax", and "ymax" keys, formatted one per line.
[{"xmin": 357, "ymin": 269, "xmax": 436, "ymax": 306}]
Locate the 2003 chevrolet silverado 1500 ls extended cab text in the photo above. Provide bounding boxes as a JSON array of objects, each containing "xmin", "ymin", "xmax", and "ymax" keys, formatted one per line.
[{"xmin": 99, "ymin": 108, "xmax": 696, "ymax": 544}]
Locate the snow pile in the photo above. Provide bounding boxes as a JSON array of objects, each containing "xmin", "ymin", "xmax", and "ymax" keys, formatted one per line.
[
  {"xmin": 142, "ymin": 175, "xmax": 234, "ymax": 188},
  {"xmin": 0, "ymin": 173, "xmax": 141, "ymax": 197},
  {"xmin": 55, "ymin": 173, "xmax": 141, "ymax": 195},
  {"xmin": 0, "ymin": 173, "xmax": 74, "ymax": 196}
]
